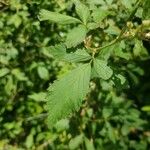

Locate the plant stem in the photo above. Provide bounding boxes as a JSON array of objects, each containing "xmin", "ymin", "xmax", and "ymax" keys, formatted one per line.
[{"xmin": 96, "ymin": 0, "xmax": 144, "ymax": 52}]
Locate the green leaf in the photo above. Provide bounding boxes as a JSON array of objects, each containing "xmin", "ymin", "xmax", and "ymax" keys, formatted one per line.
[
  {"xmin": 104, "ymin": 25, "xmax": 120, "ymax": 35},
  {"xmin": 105, "ymin": 0, "xmax": 113, "ymax": 5},
  {"xmin": 102, "ymin": 108, "xmax": 112, "ymax": 119},
  {"xmin": 0, "ymin": 68, "xmax": 10, "ymax": 77},
  {"xmin": 7, "ymin": 14, "xmax": 22, "ymax": 28},
  {"xmin": 92, "ymin": 7, "xmax": 109, "ymax": 23},
  {"xmin": 121, "ymin": 0, "xmax": 134, "ymax": 11},
  {"xmin": 47, "ymin": 63, "xmax": 91, "ymax": 126},
  {"xmin": 4, "ymin": 75, "xmax": 14, "ymax": 95},
  {"xmin": 142, "ymin": 106, "xmax": 150, "ymax": 112},
  {"xmin": 37, "ymin": 66, "xmax": 49, "ymax": 80},
  {"xmin": 25, "ymin": 134, "xmax": 34, "ymax": 148},
  {"xmin": 105, "ymin": 122, "xmax": 116, "ymax": 143},
  {"xmin": 54, "ymin": 119, "xmax": 70, "ymax": 132},
  {"xmin": 114, "ymin": 43, "xmax": 131, "ymax": 60},
  {"xmin": 97, "ymin": 44, "xmax": 115, "ymax": 60},
  {"xmin": 45, "ymin": 44, "xmax": 66, "ymax": 59},
  {"xmin": 25, "ymin": 129, "xmax": 35, "ymax": 149},
  {"xmin": 74, "ymin": 0, "xmax": 90, "ymax": 24},
  {"xmin": 87, "ymin": 22, "xmax": 100, "ymax": 30},
  {"xmin": 65, "ymin": 25, "xmax": 87, "ymax": 48},
  {"xmin": 84, "ymin": 137, "xmax": 95, "ymax": 150},
  {"xmin": 87, "ymin": 0, "xmax": 105, "ymax": 5},
  {"xmin": 28, "ymin": 92, "xmax": 47, "ymax": 102},
  {"xmin": 143, "ymin": 0, "xmax": 150, "ymax": 19},
  {"xmin": 93, "ymin": 59, "xmax": 113, "ymax": 80},
  {"xmin": 115, "ymin": 74, "xmax": 126, "ymax": 85},
  {"xmin": 121, "ymin": 124, "xmax": 131, "ymax": 136},
  {"xmin": 69, "ymin": 134, "xmax": 84, "ymax": 150},
  {"xmin": 11, "ymin": 68, "xmax": 28, "ymax": 81},
  {"xmin": 39, "ymin": 9, "xmax": 81, "ymax": 24},
  {"xmin": 45, "ymin": 45, "xmax": 91, "ymax": 63},
  {"xmin": 63, "ymin": 49, "xmax": 92, "ymax": 63},
  {"xmin": 133, "ymin": 39, "xmax": 149, "ymax": 59}
]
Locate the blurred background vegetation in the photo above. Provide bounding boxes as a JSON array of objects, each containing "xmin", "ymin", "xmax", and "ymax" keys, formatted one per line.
[{"xmin": 0, "ymin": 0, "xmax": 150, "ymax": 149}]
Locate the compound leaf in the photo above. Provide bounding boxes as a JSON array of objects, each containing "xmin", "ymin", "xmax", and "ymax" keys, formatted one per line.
[{"xmin": 47, "ymin": 63, "xmax": 91, "ymax": 126}]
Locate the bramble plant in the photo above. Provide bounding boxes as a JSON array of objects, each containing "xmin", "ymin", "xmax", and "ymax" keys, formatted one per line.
[
  {"xmin": 0, "ymin": 0, "xmax": 150, "ymax": 149},
  {"xmin": 39, "ymin": 0, "xmax": 150, "ymax": 126}
]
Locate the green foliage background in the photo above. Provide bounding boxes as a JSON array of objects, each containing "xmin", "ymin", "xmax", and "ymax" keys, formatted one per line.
[{"xmin": 0, "ymin": 0, "xmax": 150, "ymax": 149}]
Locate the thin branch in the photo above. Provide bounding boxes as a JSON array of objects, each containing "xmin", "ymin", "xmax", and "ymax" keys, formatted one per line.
[
  {"xmin": 117, "ymin": 0, "xmax": 143, "ymax": 39},
  {"xmin": 95, "ymin": 0, "xmax": 144, "ymax": 52}
]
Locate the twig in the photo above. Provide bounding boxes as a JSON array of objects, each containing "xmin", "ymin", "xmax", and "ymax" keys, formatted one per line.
[{"xmin": 95, "ymin": 0, "xmax": 144, "ymax": 53}]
